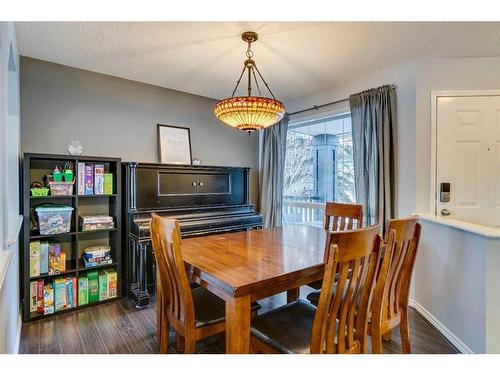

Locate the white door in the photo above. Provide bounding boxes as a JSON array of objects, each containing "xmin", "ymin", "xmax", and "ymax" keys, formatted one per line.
[{"xmin": 436, "ymin": 95, "xmax": 500, "ymax": 228}]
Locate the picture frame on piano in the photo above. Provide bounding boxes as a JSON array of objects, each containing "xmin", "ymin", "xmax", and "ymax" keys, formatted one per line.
[{"xmin": 157, "ymin": 124, "xmax": 193, "ymax": 164}]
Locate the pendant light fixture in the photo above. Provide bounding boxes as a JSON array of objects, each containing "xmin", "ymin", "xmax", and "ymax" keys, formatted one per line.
[{"xmin": 214, "ymin": 31, "xmax": 285, "ymax": 134}]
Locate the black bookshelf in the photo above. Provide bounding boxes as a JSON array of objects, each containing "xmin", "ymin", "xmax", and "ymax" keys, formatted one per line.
[{"xmin": 21, "ymin": 153, "xmax": 122, "ymax": 322}]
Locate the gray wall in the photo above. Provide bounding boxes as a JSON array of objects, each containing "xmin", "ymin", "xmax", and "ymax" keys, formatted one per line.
[{"xmin": 20, "ymin": 57, "xmax": 259, "ymax": 205}]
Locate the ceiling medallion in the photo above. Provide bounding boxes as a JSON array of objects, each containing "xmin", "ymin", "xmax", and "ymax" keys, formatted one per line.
[{"xmin": 214, "ymin": 31, "xmax": 285, "ymax": 135}]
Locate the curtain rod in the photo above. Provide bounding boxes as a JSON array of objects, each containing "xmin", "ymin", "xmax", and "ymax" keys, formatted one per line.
[
  {"xmin": 288, "ymin": 84, "xmax": 397, "ymax": 117},
  {"xmin": 288, "ymin": 98, "xmax": 348, "ymax": 117}
]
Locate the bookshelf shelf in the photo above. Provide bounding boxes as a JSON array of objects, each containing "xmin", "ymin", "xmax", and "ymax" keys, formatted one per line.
[
  {"xmin": 30, "ymin": 231, "xmax": 77, "ymax": 239},
  {"xmin": 29, "ymin": 260, "xmax": 77, "ymax": 280},
  {"xmin": 28, "ymin": 296, "xmax": 121, "ymax": 321},
  {"xmin": 78, "ymin": 194, "xmax": 117, "ymax": 198},
  {"xmin": 78, "ymin": 260, "xmax": 117, "ymax": 271},
  {"xmin": 21, "ymin": 153, "xmax": 122, "ymax": 322},
  {"xmin": 30, "ymin": 195, "xmax": 77, "ymax": 200},
  {"xmin": 29, "ymin": 305, "xmax": 77, "ymax": 320}
]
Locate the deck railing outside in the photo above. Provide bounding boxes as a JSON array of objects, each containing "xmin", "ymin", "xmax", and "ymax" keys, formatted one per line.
[{"xmin": 282, "ymin": 196, "xmax": 326, "ymax": 227}]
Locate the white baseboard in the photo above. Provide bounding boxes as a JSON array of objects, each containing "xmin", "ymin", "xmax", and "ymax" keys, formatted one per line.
[
  {"xmin": 14, "ymin": 313, "xmax": 21, "ymax": 354},
  {"xmin": 409, "ymin": 299, "xmax": 474, "ymax": 354}
]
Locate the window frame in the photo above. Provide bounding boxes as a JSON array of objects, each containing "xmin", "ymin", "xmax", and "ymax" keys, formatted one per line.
[{"xmin": 283, "ymin": 107, "xmax": 355, "ymax": 227}]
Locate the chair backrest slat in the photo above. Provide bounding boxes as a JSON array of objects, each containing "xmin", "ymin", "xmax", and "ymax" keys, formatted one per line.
[
  {"xmin": 324, "ymin": 202, "xmax": 363, "ymax": 232},
  {"xmin": 310, "ymin": 225, "xmax": 382, "ymax": 354},
  {"xmin": 150, "ymin": 214, "xmax": 195, "ymax": 326},
  {"xmin": 372, "ymin": 216, "xmax": 421, "ymax": 330}
]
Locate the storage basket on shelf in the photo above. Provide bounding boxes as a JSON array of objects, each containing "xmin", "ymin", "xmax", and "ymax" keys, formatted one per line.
[
  {"xmin": 30, "ymin": 188, "xmax": 49, "ymax": 197},
  {"xmin": 48, "ymin": 179, "xmax": 75, "ymax": 196},
  {"xmin": 35, "ymin": 205, "xmax": 74, "ymax": 235}
]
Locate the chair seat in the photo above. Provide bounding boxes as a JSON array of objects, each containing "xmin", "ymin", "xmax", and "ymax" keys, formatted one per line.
[
  {"xmin": 192, "ymin": 287, "xmax": 261, "ymax": 328},
  {"xmin": 307, "ymin": 281, "xmax": 342, "ymax": 307},
  {"xmin": 250, "ymin": 300, "xmax": 317, "ymax": 354},
  {"xmin": 307, "ymin": 272, "xmax": 348, "ymax": 306}
]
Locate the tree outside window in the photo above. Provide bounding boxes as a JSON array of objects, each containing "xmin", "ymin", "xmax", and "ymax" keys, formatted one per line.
[{"xmin": 283, "ymin": 113, "xmax": 355, "ymax": 226}]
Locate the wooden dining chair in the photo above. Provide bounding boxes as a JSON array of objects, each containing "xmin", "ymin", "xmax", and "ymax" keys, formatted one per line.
[
  {"xmin": 305, "ymin": 202, "xmax": 364, "ymax": 302},
  {"xmin": 250, "ymin": 225, "xmax": 382, "ymax": 354},
  {"xmin": 370, "ymin": 216, "xmax": 421, "ymax": 354},
  {"xmin": 150, "ymin": 213, "xmax": 260, "ymax": 353},
  {"xmin": 323, "ymin": 202, "xmax": 364, "ymax": 232}
]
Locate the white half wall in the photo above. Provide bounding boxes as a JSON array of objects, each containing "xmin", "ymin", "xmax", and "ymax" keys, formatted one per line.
[{"xmin": 414, "ymin": 218, "xmax": 486, "ymax": 353}]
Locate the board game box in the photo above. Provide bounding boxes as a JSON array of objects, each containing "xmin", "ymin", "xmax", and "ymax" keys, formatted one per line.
[
  {"xmin": 87, "ymin": 270, "xmax": 99, "ymax": 303},
  {"xmin": 78, "ymin": 276, "xmax": 89, "ymax": 306}
]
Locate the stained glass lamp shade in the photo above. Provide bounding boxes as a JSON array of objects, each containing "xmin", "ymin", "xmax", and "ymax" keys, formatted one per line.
[
  {"xmin": 214, "ymin": 96, "xmax": 285, "ymax": 133},
  {"xmin": 214, "ymin": 31, "xmax": 285, "ymax": 134}
]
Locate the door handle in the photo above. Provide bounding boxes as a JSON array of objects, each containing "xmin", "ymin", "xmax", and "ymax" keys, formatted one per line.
[
  {"xmin": 192, "ymin": 182, "xmax": 197, "ymax": 187},
  {"xmin": 199, "ymin": 182, "xmax": 204, "ymax": 186},
  {"xmin": 440, "ymin": 208, "xmax": 451, "ymax": 216}
]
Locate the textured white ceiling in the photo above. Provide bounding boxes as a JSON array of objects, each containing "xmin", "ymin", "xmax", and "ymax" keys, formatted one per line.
[{"xmin": 15, "ymin": 22, "xmax": 500, "ymax": 104}]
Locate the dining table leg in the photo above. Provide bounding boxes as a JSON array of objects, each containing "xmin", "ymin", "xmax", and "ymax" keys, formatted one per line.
[
  {"xmin": 287, "ymin": 287, "xmax": 300, "ymax": 303},
  {"xmin": 225, "ymin": 295, "xmax": 251, "ymax": 354}
]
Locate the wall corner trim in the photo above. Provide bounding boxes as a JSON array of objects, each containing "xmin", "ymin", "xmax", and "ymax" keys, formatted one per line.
[
  {"xmin": 0, "ymin": 251, "xmax": 14, "ymax": 291},
  {"xmin": 409, "ymin": 298, "xmax": 474, "ymax": 354},
  {"xmin": 14, "ymin": 313, "xmax": 22, "ymax": 354}
]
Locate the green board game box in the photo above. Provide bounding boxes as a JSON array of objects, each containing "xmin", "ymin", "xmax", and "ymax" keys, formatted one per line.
[
  {"xmin": 104, "ymin": 173, "xmax": 113, "ymax": 195},
  {"xmin": 87, "ymin": 270, "xmax": 99, "ymax": 303},
  {"xmin": 98, "ymin": 271, "xmax": 108, "ymax": 301},
  {"xmin": 78, "ymin": 276, "xmax": 89, "ymax": 306}
]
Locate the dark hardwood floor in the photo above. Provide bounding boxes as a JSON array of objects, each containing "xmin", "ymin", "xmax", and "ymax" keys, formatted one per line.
[{"xmin": 19, "ymin": 288, "xmax": 458, "ymax": 354}]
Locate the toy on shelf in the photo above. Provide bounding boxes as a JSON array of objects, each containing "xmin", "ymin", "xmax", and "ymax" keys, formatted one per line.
[
  {"xmin": 42, "ymin": 164, "xmax": 76, "ymax": 196},
  {"xmin": 63, "ymin": 162, "xmax": 74, "ymax": 182},
  {"xmin": 82, "ymin": 245, "xmax": 113, "ymax": 268},
  {"xmin": 35, "ymin": 205, "xmax": 74, "ymax": 235},
  {"xmin": 52, "ymin": 166, "xmax": 63, "ymax": 182},
  {"xmin": 30, "ymin": 182, "xmax": 49, "ymax": 197},
  {"xmin": 48, "ymin": 164, "xmax": 75, "ymax": 196}
]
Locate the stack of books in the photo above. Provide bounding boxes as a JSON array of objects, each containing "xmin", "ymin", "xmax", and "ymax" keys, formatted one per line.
[
  {"xmin": 29, "ymin": 276, "xmax": 77, "ymax": 315},
  {"xmin": 82, "ymin": 245, "xmax": 113, "ymax": 268},
  {"xmin": 29, "ymin": 240, "xmax": 66, "ymax": 277},
  {"xmin": 79, "ymin": 215, "xmax": 115, "ymax": 232}
]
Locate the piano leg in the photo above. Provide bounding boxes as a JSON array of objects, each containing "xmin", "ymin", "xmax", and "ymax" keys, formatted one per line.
[{"xmin": 129, "ymin": 239, "xmax": 151, "ymax": 308}]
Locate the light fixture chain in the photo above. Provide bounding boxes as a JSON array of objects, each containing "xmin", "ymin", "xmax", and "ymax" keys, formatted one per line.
[
  {"xmin": 253, "ymin": 64, "xmax": 277, "ymax": 100},
  {"xmin": 246, "ymin": 41, "xmax": 254, "ymax": 58},
  {"xmin": 251, "ymin": 66, "xmax": 262, "ymax": 96},
  {"xmin": 231, "ymin": 65, "xmax": 247, "ymax": 98},
  {"xmin": 247, "ymin": 64, "xmax": 252, "ymax": 96}
]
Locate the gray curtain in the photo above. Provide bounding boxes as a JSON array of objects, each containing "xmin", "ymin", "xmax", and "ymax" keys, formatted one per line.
[
  {"xmin": 259, "ymin": 114, "xmax": 290, "ymax": 228},
  {"xmin": 349, "ymin": 85, "xmax": 397, "ymax": 228}
]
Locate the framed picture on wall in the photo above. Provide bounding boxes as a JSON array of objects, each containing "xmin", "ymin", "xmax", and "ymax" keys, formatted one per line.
[{"xmin": 157, "ymin": 124, "xmax": 192, "ymax": 164}]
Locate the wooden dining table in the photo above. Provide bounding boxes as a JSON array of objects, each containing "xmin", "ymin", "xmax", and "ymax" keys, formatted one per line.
[{"xmin": 181, "ymin": 224, "xmax": 328, "ymax": 354}]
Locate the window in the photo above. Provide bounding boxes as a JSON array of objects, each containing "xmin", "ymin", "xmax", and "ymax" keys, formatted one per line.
[{"xmin": 283, "ymin": 112, "xmax": 355, "ymax": 226}]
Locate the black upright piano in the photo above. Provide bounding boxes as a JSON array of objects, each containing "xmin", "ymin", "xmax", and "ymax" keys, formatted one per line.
[{"xmin": 123, "ymin": 162, "xmax": 263, "ymax": 307}]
